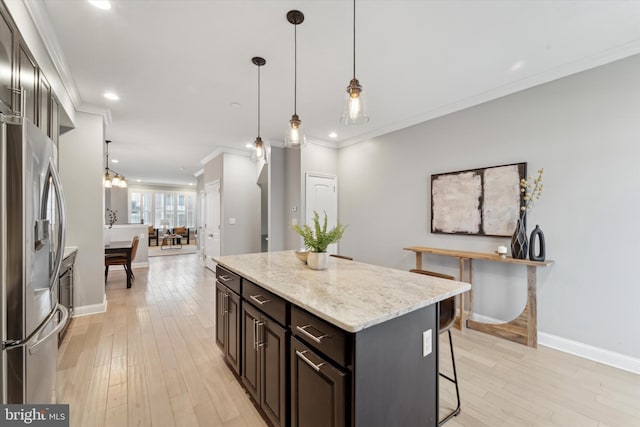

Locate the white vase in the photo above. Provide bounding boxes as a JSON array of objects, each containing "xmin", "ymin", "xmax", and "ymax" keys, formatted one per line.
[
  {"xmin": 104, "ymin": 228, "xmax": 112, "ymax": 244},
  {"xmin": 307, "ymin": 252, "xmax": 328, "ymax": 270}
]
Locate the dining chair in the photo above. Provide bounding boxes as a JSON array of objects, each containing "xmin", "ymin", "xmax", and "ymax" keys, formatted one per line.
[
  {"xmin": 105, "ymin": 236, "xmax": 140, "ymax": 283},
  {"xmin": 409, "ymin": 268, "xmax": 461, "ymax": 425}
]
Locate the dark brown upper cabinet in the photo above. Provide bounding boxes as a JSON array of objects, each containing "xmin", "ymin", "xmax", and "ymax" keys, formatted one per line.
[
  {"xmin": 38, "ymin": 71, "xmax": 50, "ymax": 135},
  {"xmin": 0, "ymin": 2, "xmax": 14, "ymax": 113},
  {"xmin": 16, "ymin": 41, "xmax": 37, "ymax": 123}
]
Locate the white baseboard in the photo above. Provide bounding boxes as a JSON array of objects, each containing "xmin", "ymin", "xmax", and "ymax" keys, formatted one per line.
[
  {"xmin": 73, "ymin": 294, "xmax": 108, "ymax": 317},
  {"xmin": 469, "ymin": 313, "xmax": 640, "ymax": 375}
]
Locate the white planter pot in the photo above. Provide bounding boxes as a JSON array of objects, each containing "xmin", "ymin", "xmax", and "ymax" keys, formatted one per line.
[{"xmin": 307, "ymin": 252, "xmax": 329, "ymax": 270}]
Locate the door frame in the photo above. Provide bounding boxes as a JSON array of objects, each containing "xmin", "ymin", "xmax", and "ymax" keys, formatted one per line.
[{"xmin": 204, "ymin": 180, "xmax": 221, "ymax": 271}]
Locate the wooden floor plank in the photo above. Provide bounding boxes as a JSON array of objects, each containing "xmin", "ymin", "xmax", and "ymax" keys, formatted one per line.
[{"xmin": 57, "ymin": 253, "xmax": 640, "ymax": 427}]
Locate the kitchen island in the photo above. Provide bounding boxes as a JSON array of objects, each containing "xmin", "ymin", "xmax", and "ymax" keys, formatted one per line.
[{"xmin": 213, "ymin": 251, "xmax": 470, "ymax": 427}]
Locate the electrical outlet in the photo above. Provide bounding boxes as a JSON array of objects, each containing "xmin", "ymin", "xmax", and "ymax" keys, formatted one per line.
[
  {"xmin": 229, "ymin": 217, "xmax": 236, "ymax": 225},
  {"xmin": 291, "ymin": 218, "xmax": 297, "ymax": 225},
  {"xmin": 422, "ymin": 329, "xmax": 432, "ymax": 357}
]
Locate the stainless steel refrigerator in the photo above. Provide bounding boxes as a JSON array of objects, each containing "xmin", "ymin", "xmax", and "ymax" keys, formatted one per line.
[{"xmin": 1, "ymin": 116, "xmax": 69, "ymax": 403}]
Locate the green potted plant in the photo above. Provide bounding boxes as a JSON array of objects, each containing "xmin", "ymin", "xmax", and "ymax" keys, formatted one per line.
[{"xmin": 292, "ymin": 211, "xmax": 347, "ymax": 270}]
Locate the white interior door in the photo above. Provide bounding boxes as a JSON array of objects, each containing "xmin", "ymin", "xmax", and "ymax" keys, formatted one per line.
[
  {"xmin": 305, "ymin": 174, "xmax": 338, "ymax": 254},
  {"xmin": 205, "ymin": 181, "xmax": 220, "ymax": 271}
]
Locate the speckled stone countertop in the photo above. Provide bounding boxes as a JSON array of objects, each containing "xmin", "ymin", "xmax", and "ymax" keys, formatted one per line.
[{"xmin": 213, "ymin": 251, "xmax": 470, "ymax": 333}]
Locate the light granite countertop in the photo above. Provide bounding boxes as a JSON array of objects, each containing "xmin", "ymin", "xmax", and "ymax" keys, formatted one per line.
[{"xmin": 213, "ymin": 251, "xmax": 470, "ymax": 333}]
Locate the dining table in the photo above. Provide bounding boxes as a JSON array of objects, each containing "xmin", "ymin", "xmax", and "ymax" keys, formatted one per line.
[{"xmin": 105, "ymin": 240, "xmax": 133, "ymax": 288}]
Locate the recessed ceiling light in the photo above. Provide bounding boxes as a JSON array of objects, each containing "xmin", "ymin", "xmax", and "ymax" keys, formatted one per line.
[
  {"xmin": 111, "ymin": 159, "xmax": 119, "ymax": 163},
  {"xmin": 329, "ymin": 132, "xmax": 338, "ymax": 139},
  {"xmin": 230, "ymin": 102, "xmax": 241, "ymax": 108},
  {"xmin": 245, "ymin": 143, "xmax": 253, "ymax": 148},
  {"xmin": 104, "ymin": 92, "xmax": 119, "ymax": 100},
  {"xmin": 88, "ymin": 1, "xmax": 111, "ymax": 10},
  {"xmin": 136, "ymin": 179, "xmax": 141, "ymax": 182},
  {"xmin": 510, "ymin": 60, "xmax": 525, "ymax": 72},
  {"xmin": 188, "ymin": 183, "xmax": 193, "ymax": 186}
]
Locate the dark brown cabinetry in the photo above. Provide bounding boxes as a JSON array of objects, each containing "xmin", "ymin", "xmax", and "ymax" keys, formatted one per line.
[
  {"xmin": 242, "ymin": 290, "xmax": 287, "ymax": 427},
  {"xmin": 16, "ymin": 41, "xmax": 36, "ymax": 123},
  {"xmin": 216, "ymin": 262, "xmax": 440, "ymax": 427},
  {"xmin": 0, "ymin": 2, "xmax": 14, "ymax": 113},
  {"xmin": 215, "ymin": 267, "xmax": 241, "ymax": 375},
  {"xmin": 291, "ymin": 337, "xmax": 347, "ymax": 427},
  {"xmin": 58, "ymin": 250, "xmax": 76, "ymax": 344},
  {"xmin": 38, "ymin": 71, "xmax": 50, "ymax": 136}
]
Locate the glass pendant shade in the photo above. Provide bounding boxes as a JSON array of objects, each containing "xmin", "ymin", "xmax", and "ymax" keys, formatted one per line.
[
  {"xmin": 112, "ymin": 174, "xmax": 121, "ymax": 187},
  {"xmin": 254, "ymin": 137, "xmax": 265, "ymax": 159},
  {"xmin": 104, "ymin": 171, "xmax": 112, "ymax": 188},
  {"xmin": 285, "ymin": 114, "xmax": 306, "ymax": 148},
  {"xmin": 340, "ymin": 78, "xmax": 369, "ymax": 125},
  {"xmin": 119, "ymin": 177, "xmax": 128, "ymax": 188}
]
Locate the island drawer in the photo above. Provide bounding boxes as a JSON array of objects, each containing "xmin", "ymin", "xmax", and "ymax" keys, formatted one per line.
[
  {"xmin": 291, "ymin": 306, "xmax": 349, "ymax": 367},
  {"xmin": 216, "ymin": 266, "xmax": 241, "ymax": 295},
  {"xmin": 243, "ymin": 280, "xmax": 287, "ymax": 326}
]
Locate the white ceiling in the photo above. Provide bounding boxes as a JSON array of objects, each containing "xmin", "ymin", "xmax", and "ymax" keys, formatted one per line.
[{"xmin": 36, "ymin": 0, "xmax": 640, "ymax": 186}]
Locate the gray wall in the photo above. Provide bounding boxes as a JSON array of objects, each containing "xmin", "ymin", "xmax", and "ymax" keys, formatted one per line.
[
  {"xmin": 269, "ymin": 147, "xmax": 286, "ymax": 251},
  {"xmin": 285, "ymin": 148, "xmax": 302, "ymax": 249},
  {"xmin": 222, "ymin": 153, "xmax": 261, "ymax": 255},
  {"xmin": 339, "ymin": 54, "xmax": 640, "ymax": 359},
  {"xmin": 106, "ymin": 186, "xmax": 128, "ymax": 224},
  {"xmin": 59, "ymin": 111, "xmax": 106, "ymax": 311}
]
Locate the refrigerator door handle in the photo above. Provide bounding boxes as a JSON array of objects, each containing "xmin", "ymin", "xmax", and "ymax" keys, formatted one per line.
[
  {"xmin": 47, "ymin": 162, "xmax": 66, "ymax": 289},
  {"xmin": 2, "ymin": 303, "xmax": 68, "ymax": 351},
  {"xmin": 28, "ymin": 304, "xmax": 69, "ymax": 355}
]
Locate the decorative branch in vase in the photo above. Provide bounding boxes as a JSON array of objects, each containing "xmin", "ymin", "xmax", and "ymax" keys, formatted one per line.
[
  {"xmin": 292, "ymin": 211, "xmax": 347, "ymax": 270},
  {"xmin": 511, "ymin": 169, "xmax": 544, "ymax": 260},
  {"xmin": 106, "ymin": 208, "xmax": 118, "ymax": 229}
]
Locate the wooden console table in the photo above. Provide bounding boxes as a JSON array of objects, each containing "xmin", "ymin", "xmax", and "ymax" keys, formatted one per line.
[{"xmin": 404, "ymin": 246, "xmax": 554, "ymax": 348}]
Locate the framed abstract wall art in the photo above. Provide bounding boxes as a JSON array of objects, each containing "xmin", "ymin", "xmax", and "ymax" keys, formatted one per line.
[{"xmin": 431, "ymin": 162, "xmax": 526, "ymax": 237}]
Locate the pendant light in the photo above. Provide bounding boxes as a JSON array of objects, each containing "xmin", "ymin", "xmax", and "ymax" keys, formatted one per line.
[
  {"xmin": 252, "ymin": 56, "xmax": 266, "ymax": 160},
  {"xmin": 103, "ymin": 140, "xmax": 128, "ymax": 188},
  {"xmin": 284, "ymin": 10, "xmax": 306, "ymax": 148},
  {"xmin": 340, "ymin": 0, "xmax": 369, "ymax": 125},
  {"xmin": 104, "ymin": 140, "xmax": 112, "ymax": 188}
]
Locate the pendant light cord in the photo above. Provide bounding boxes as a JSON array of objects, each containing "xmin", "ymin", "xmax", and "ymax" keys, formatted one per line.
[
  {"xmin": 353, "ymin": 0, "xmax": 356, "ymax": 79},
  {"xmin": 294, "ymin": 23, "xmax": 297, "ymax": 115},
  {"xmin": 257, "ymin": 65, "xmax": 261, "ymax": 136}
]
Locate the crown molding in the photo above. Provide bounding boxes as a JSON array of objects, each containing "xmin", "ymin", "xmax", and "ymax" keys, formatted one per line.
[
  {"xmin": 75, "ymin": 103, "xmax": 112, "ymax": 125},
  {"xmin": 339, "ymin": 39, "xmax": 640, "ymax": 149},
  {"xmin": 23, "ymin": 0, "xmax": 83, "ymax": 110},
  {"xmin": 200, "ymin": 146, "xmax": 251, "ymax": 165},
  {"xmin": 193, "ymin": 169, "xmax": 204, "ymax": 177}
]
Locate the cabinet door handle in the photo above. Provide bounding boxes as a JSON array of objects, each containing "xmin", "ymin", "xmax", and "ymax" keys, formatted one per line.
[
  {"xmin": 219, "ymin": 275, "xmax": 233, "ymax": 282},
  {"xmin": 257, "ymin": 321, "xmax": 265, "ymax": 348},
  {"xmin": 253, "ymin": 319, "xmax": 258, "ymax": 350},
  {"xmin": 250, "ymin": 294, "xmax": 270, "ymax": 306},
  {"xmin": 223, "ymin": 293, "xmax": 229, "ymax": 314},
  {"xmin": 296, "ymin": 350, "xmax": 325, "ymax": 372},
  {"xmin": 296, "ymin": 325, "xmax": 328, "ymax": 344}
]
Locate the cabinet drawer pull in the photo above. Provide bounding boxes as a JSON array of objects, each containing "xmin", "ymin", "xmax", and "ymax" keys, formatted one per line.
[
  {"xmin": 250, "ymin": 294, "xmax": 270, "ymax": 306},
  {"xmin": 219, "ymin": 274, "xmax": 233, "ymax": 282},
  {"xmin": 296, "ymin": 325, "xmax": 328, "ymax": 344},
  {"xmin": 296, "ymin": 350, "xmax": 325, "ymax": 372}
]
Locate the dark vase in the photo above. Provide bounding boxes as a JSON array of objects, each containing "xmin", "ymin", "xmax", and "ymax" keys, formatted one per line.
[
  {"xmin": 510, "ymin": 215, "xmax": 528, "ymax": 259},
  {"xmin": 529, "ymin": 225, "xmax": 546, "ymax": 261}
]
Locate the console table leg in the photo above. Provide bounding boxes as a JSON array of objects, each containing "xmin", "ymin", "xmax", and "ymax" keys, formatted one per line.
[
  {"xmin": 415, "ymin": 252, "xmax": 422, "ymax": 270},
  {"xmin": 527, "ymin": 266, "xmax": 537, "ymax": 347}
]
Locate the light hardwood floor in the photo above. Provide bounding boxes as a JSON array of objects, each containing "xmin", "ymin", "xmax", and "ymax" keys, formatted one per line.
[{"xmin": 57, "ymin": 254, "xmax": 640, "ymax": 427}]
